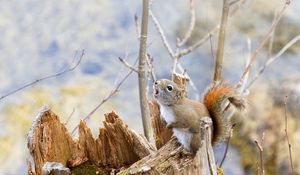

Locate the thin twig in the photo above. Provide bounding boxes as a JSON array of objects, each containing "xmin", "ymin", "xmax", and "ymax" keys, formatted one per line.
[
  {"xmin": 238, "ymin": 0, "xmax": 290, "ymax": 86},
  {"xmin": 254, "ymin": 132, "xmax": 265, "ymax": 175},
  {"xmin": 219, "ymin": 123, "xmax": 236, "ymax": 167},
  {"xmin": 0, "ymin": 50, "xmax": 85, "ymax": 101},
  {"xmin": 64, "ymin": 108, "xmax": 75, "ymax": 125},
  {"xmin": 178, "ymin": 0, "xmax": 196, "ymax": 47},
  {"xmin": 238, "ymin": 38, "xmax": 252, "ymax": 93},
  {"xmin": 267, "ymin": 12, "xmax": 277, "ymax": 59},
  {"xmin": 146, "ymin": 54, "xmax": 157, "ymax": 81},
  {"xmin": 149, "ymin": 10, "xmax": 175, "ymax": 58},
  {"xmin": 134, "ymin": 14, "xmax": 141, "ymax": 39},
  {"xmin": 209, "ymin": 34, "xmax": 215, "ymax": 62},
  {"xmin": 118, "ymin": 57, "xmax": 139, "ymax": 73},
  {"xmin": 284, "ymin": 95, "xmax": 294, "ymax": 175},
  {"xmin": 71, "ymin": 58, "xmax": 138, "ymax": 135},
  {"xmin": 246, "ymin": 35, "xmax": 300, "ymax": 89},
  {"xmin": 229, "ymin": 0, "xmax": 241, "ymax": 6},
  {"xmin": 176, "ymin": 26, "xmax": 219, "ymax": 58},
  {"xmin": 214, "ymin": 0, "xmax": 230, "ymax": 82}
]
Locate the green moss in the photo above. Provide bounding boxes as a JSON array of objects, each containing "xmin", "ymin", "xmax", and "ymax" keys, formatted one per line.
[{"xmin": 71, "ymin": 164, "xmax": 107, "ymax": 175}]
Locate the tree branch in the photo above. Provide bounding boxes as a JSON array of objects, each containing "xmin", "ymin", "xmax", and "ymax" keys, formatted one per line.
[
  {"xmin": 246, "ymin": 35, "xmax": 300, "ymax": 89},
  {"xmin": 176, "ymin": 26, "xmax": 219, "ymax": 58},
  {"xmin": 219, "ymin": 123, "xmax": 236, "ymax": 167},
  {"xmin": 238, "ymin": 0, "xmax": 291, "ymax": 86},
  {"xmin": 284, "ymin": 95, "xmax": 294, "ymax": 175},
  {"xmin": 0, "ymin": 50, "xmax": 85, "ymax": 101},
  {"xmin": 138, "ymin": 0, "xmax": 153, "ymax": 142},
  {"xmin": 118, "ymin": 57, "xmax": 139, "ymax": 73},
  {"xmin": 177, "ymin": 0, "xmax": 196, "ymax": 47},
  {"xmin": 149, "ymin": 10, "xmax": 175, "ymax": 58},
  {"xmin": 254, "ymin": 132, "xmax": 265, "ymax": 175},
  {"xmin": 214, "ymin": 0, "xmax": 230, "ymax": 82}
]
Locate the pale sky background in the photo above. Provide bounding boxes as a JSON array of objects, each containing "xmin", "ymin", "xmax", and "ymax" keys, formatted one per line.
[{"xmin": 0, "ymin": 0, "xmax": 299, "ymax": 174}]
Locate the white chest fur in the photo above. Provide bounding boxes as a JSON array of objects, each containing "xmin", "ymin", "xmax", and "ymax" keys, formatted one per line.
[
  {"xmin": 173, "ymin": 128, "xmax": 192, "ymax": 151},
  {"xmin": 160, "ymin": 105, "xmax": 175, "ymax": 124},
  {"xmin": 160, "ymin": 105, "xmax": 192, "ymax": 151}
]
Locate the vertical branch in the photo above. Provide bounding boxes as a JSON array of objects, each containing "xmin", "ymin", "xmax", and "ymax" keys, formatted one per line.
[
  {"xmin": 138, "ymin": 0, "xmax": 153, "ymax": 141},
  {"xmin": 284, "ymin": 96, "xmax": 294, "ymax": 175},
  {"xmin": 254, "ymin": 132, "xmax": 265, "ymax": 175},
  {"xmin": 214, "ymin": 0, "xmax": 230, "ymax": 82},
  {"xmin": 219, "ymin": 123, "xmax": 236, "ymax": 167}
]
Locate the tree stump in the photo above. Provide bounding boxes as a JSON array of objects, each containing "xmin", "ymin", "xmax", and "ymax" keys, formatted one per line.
[
  {"xmin": 27, "ymin": 106, "xmax": 155, "ymax": 175},
  {"xmin": 27, "ymin": 75, "xmax": 218, "ymax": 175}
]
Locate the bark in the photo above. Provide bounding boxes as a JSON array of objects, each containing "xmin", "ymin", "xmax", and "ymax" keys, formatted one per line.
[
  {"xmin": 118, "ymin": 117, "xmax": 217, "ymax": 175},
  {"xmin": 27, "ymin": 107, "xmax": 155, "ymax": 175},
  {"xmin": 138, "ymin": 0, "xmax": 153, "ymax": 141},
  {"xmin": 214, "ymin": 0, "xmax": 230, "ymax": 82}
]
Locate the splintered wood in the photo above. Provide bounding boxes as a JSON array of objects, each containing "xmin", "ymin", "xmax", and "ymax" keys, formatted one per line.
[
  {"xmin": 27, "ymin": 107, "xmax": 155, "ymax": 175},
  {"xmin": 149, "ymin": 101, "xmax": 172, "ymax": 149}
]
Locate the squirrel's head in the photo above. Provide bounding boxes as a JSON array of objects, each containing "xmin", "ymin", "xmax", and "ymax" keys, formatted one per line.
[{"xmin": 153, "ymin": 79, "xmax": 185, "ymax": 105}]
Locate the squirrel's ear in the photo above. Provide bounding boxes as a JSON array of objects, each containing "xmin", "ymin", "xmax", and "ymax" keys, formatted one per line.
[{"xmin": 178, "ymin": 88, "xmax": 187, "ymax": 97}]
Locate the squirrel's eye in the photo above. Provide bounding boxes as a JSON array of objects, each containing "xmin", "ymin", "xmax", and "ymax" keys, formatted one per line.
[{"xmin": 166, "ymin": 85, "xmax": 173, "ymax": 92}]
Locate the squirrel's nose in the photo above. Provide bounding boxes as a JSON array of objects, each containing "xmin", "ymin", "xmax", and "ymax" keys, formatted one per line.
[{"xmin": 154, "ymin": 81, "xmax": 158, "ymax": 85}]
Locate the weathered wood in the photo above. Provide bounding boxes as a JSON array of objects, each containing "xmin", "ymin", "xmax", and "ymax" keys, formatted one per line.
[
  {"xmin": 27, "ymin": 107, "xmax": 155, "ymax": 175},
  {"xmin": 118, "ymin": 117, "xmax": 217, "ymax": 175},
  {"xmin": 149, "ymin": 101, "xmax": 172, "ymax": 149},
  {"xmin": 27, "ymin": 107, "xmax": 77, "ymax": 175}
]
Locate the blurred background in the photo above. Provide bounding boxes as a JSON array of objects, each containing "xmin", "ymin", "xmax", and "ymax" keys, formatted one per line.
[{"xmin": 0, "ymin": 0, "xmax": 299, "ymax": 174}]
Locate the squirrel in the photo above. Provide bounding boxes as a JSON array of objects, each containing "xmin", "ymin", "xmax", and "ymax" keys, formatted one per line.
[{"xmin": 153, "ymin": 79, "xmax": 245, "ymax": 154}]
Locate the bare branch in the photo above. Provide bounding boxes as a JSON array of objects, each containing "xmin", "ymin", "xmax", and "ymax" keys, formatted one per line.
[
  {"xmin": 246, "ymin": 35, "xmax": 300, "ymax": 89},
  {"xmin": 0, "ymin": 50, "xmax": 85, "ymax": 101},
  {"xmin": 177, "ymin": 64, "xmax": 200, "ymax": 100},
  {"xmin": 134, "ymin": 14, "xmax": 141, "ymax": 39},
  {"xmin": 238, "ymin": 38, "xmax": 252, "ymax": 93},
  {"xmin": 64, "ymin": 108, "xmax": 75, "ymax": 125},
  {"xmin": 267, "ymin": 12, "xmax": 277, "ymax": 59},
  {"xmin": 145, "ymin": 54, "xmax": 156, "ymax": 96},
  {"xmin": 254, "ymin": 132, "xmax": 265, "ymax": 175},
  {"xmin": 138, "ymin": 0, "xmax": 153, "ymax": 142},
  {"xmin": 209, "ymin": 34, "xmax": 215, "ymax": 62},
  {"xmin": 214, "ymin": 0, "xmax": 230, "ymax": 82},
  {"xmin": 238, "ymin": 0, "xmax": 290, "ymax": 85},
  {"xmin": 149, "ymin": 10, "xmax": 175, "ymax": 58},
  {"xmin": 71, "ymin": 58, "xmax": 138, "ymax": 135},
  {"xmin": 229, "ymin": 0, "xmax": 240, "ymax": 6},
  {"xmin": 219, "ymin": 123, "xmax": 236, "ymax": 167},
  {"xmin": 172, "ymin": 58, "xmax": 179, "ymax": 74},
  {"xmin": 284, "ymin": 95, "xmax": 294, "ymax": 175},
  {"xmin": 177, "ymin": 0, "xmax": 196, "ymax": 47},
  {"xmin": 118, "ymin": 57, "xmax": 139, "ymax": 73},
  {"xmin": 176, "ymin": 26, "xmax": 219, "ymax": 58},
  {"xmin": 146, "ymin": 54, "xmax": 157, "ymax": 81}
]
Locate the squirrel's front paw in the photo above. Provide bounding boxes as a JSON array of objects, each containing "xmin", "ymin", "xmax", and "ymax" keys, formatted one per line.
[{"xmin": 188, "ymin": 127, "xmax": 199, "ymax": 133}]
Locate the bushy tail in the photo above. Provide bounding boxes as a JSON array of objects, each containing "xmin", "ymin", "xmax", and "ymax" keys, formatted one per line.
[{"xmin": 203, "ymin": 82, "xmax": 245, "ymax": 144}]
